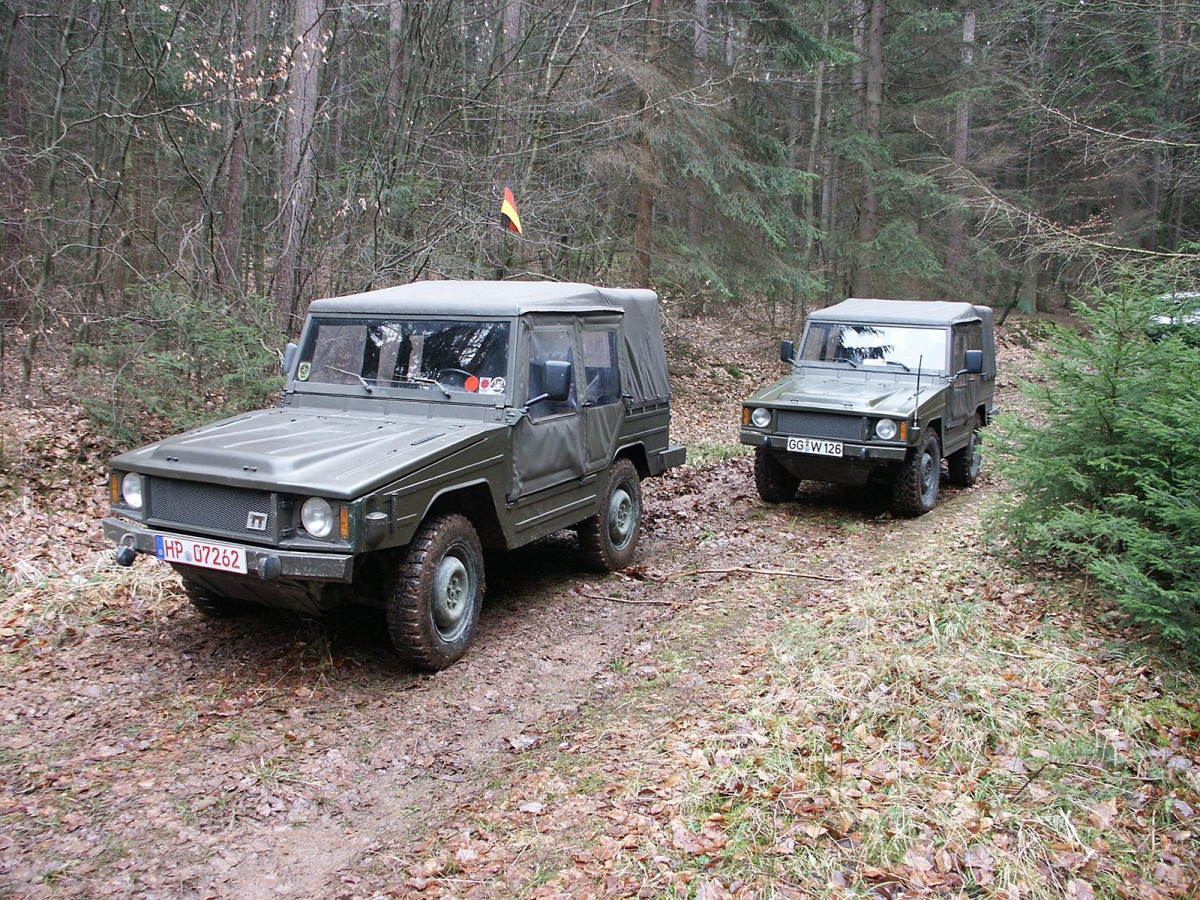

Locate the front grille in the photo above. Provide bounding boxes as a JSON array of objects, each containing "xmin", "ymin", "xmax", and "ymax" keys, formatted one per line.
[
  {"xmin": 148, "ymin": 477, "xmax": 275, "ymax": 538},
  {"xmin": 777, "ymin": 411, "xmax": 865, "ymax": 442}
]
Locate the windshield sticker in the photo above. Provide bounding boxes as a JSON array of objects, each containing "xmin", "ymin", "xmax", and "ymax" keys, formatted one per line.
[
  {"xmin": 488, "ymin": 377, "xmax": 505, "ymax": 393},
  {"xmin": 297, "ymin": 362, "xmax": 311, "ymax": 381},
  {"xmin": 465, "ymin": 376, "xmax": 480, "ymax": 392}
]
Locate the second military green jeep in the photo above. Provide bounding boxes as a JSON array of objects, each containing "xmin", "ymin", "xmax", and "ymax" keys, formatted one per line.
[
  {"xmin": 740, "ymin": 298, "xmax": 995, "ymax": 516},
  {"xmin": 104, "ymin": 281, "xmax": 684, "ymax": 669}
]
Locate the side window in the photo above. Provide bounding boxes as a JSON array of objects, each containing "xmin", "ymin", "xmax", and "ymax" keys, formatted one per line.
[
  {"xmin": 952, "ymin": 324, "xmax": 983, "ymax": 372},
  {"xmin": 952, "ymin": 327, "xmax": 968, "ymax": 372},
  {"xmin": 582, "ymin": 328, "xmax": 620, "ymax": 406},
  {"xmin": 527, "ymin": 330, "xmax": 577, "ymax": 420}
]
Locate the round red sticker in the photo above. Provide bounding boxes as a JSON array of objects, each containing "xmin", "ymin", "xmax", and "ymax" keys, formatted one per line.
[{"xmin": 464, "ymin": 376, "xmax": 480, "ymax": 392}]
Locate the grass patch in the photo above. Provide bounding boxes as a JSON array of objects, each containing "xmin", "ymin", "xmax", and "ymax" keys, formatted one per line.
[
  {"xmin": 686, "ymin": 440, "xmax": 750, "ymax": 467},
  {"xmin": 445, "ymin": 539, "xmax": 1200, "ymax": 897}
]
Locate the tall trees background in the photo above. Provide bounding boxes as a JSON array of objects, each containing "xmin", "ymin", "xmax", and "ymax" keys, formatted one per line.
[{"xmin": 0, "ymin": 0, "xmax": 1196, "ymax": 406}]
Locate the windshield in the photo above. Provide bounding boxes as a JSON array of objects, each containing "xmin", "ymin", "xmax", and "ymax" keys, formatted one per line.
[
  {"xmin": 296, "ymin": 317, "xmax": 511, "ymax": 397},
  {"xmin": 800, "ymin": 322, "xmax": 948, "ymax": 374}
]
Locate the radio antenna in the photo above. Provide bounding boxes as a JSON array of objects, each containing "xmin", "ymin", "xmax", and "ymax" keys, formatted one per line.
[{"xmin": 913, "ymin": 355, "xmax": 923, "ymax": 428}]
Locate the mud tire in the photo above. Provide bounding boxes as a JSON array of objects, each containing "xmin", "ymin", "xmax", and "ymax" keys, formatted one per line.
[
  {"xmin": 387, "ymin": 514, "xmax": 485, "ymax": 671},
  {"xmin": 754, "ymin": 446, "xmax": 800, "ymax": 503},
  {"xmin": 947, "ymin": 415, "xmax": 983, "ymax": 487},
  {"xmin": 579, "ymin": 458, "xmax": 642, "ymax": 572},
  {"xmin": 892, "ymin": 430, "xmax": 941, "ymax": 517}
]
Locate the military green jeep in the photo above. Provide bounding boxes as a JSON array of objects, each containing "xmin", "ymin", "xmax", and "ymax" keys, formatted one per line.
[
  {"xmin": 104, "ymin": 281, "xmax": 684, "ymax": 669},
  {"xmin": 740, "ymin": 298, "xmax": 995, "ymax": 516}
]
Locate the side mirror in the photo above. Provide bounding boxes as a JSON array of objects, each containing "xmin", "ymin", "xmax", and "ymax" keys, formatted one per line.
[
  {"xmin": 780, "ymin": 340, "xmax": 795, "ymax": 363},
  {"xmin": 523, "ymin": 360, "xmax": 574, "ymax": 411},
  {"xmin": 542, "ymin": 360, "xmax": 573, "ymax": 402},
  {"xmin": 283, "ymin": 342, "xmax": 298, "ymax": 376},
  {"xmin": 962, "ymin": 349, "xmax": 983, "ymax": 375}
]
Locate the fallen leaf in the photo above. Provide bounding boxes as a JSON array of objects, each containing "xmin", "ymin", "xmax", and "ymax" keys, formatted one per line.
[{"xmin": 1088, "ymin": 798, "xmax": 1118, "ymax": 830}]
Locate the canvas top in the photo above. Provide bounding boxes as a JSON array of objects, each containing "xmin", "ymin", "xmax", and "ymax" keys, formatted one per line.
[
  {"xmin": 308, "ymin": 280, "xmax": 651, "ymax": 318},
  {"xmin": 809, "ymin": 298, "xmax": 987, "ymax": 327}
]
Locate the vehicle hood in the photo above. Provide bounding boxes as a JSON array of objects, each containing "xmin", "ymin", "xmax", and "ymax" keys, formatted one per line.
[
  {"xmin": 109, "ymin": 408, "xmax": 505, "ymax": 499},
  {"xmin": 747, "ymin": 370, "xmax": 942, "ymax": 416}
]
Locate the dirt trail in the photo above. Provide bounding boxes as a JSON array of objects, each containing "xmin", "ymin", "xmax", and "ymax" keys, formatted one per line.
[{"xmin": 0, "ymin": 447, "xmax": 994, "ymax": 899}]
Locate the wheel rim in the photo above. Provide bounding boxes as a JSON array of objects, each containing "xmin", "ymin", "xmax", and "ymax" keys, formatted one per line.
[
  {"xmin": 919, "ymin": 449, "xmax": 937, "ymax": 503},
  {"xmin": 431, "ymin": 552, "xmax": 472, "ymax": 641},
  {"xmin": 608, "ymin": 484, "xmax": 636, "ymax": 550},
  {"xmin": 969, "ymin": 431, "xmax": 981, "ymax": 478}
]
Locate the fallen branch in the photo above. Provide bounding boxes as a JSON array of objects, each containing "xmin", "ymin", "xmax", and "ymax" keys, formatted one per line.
[
  {"xmin": 577, "ymin": 591, "xmax": 675, "ymax": 606},
  {"xmin": 660, "ymin": 566, "xmax": 842, "ymax": 583}
]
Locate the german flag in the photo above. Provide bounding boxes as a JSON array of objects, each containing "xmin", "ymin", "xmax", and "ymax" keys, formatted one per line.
[{"xmin": 500, "ymin": 186, "xmax": 523, "ymax": 235}]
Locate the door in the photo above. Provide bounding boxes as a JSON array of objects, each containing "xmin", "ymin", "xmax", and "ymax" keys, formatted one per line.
[
  {"xmin": 581, "ymin": 324, "xmax": 624, "ymax": 472},
  {"xmin": 948, "ymin": 322, "xmax": 983, "ymax": 433},
  {"xmin": 509, "ymin": 326, "xmax": 586, "ymax": 500}
]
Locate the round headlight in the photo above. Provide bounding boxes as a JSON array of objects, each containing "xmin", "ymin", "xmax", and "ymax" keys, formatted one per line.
[
  {"xmin": 301, "ymin": 498, "xmax": 334, "ymax": 538},
  {"xmin": 121, "ymin": 472, "xmax": 143, "ymax": 509},
  {"xmin": 875, "ymin": 419, "xmax": 899, "ymax": 441},
  {"xmin": 750, "ymin": 407, "xmax": 772, "ymax": 428}
]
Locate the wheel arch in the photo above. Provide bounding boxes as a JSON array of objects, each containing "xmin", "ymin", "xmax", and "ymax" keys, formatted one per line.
[
  {"xmin": 923, "ymin": 417, "xmax": 944, "ymax": 447},
  {"xmin": 422, "ymin": 480, "xmax": 506, "ymax": 550},
  {"xmin": 615, "ymin": 442, "xmax": 651, "ymax": 478}
]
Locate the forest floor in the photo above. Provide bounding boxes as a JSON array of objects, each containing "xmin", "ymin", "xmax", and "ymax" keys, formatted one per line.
[{"xmin": 1, "ymin": 309, "xmax": 1198, "ymax": 900}]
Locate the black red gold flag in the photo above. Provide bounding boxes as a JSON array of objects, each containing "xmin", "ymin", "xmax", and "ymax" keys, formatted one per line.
[{"xmin": 500, "ymin": 186, "xmax": 523, "ymax": 235}]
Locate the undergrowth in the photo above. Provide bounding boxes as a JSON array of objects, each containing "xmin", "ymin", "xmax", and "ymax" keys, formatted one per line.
[
  {"xmin": 993, "ymin": 275, "xmax": 1200, "ymax": 656},
  {"xmin": 71, "ymin": 286, "xmax": 282, "ymax": 443}
]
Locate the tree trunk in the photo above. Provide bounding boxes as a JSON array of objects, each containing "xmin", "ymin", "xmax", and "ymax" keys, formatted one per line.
[
  {"xmin": 274, "ymin": 0, "xmax": 326, "ymax": 332},
  {"xmin": 1, "ymin": 0, "xmax": 30, "ymax": 316},
  {"xmin": 946, "ymin": 7, "xmax": 975, "ymax": 274},
  {"xmin": 218, "ymin": 0, "xmax": 260, "ymax": 298},
  {"xmin": 687, "ymin": 0, "xmax": 708, "ymax": 244},
  {"xmin": 632, "ymin": 0, "xmax": 663, "ymax": 290},
  {"xmin": 386, "ymin": 0, "xmax": 405, "ymax": 146},
  {"xmin": 20, "ymin": 7, "xmax": 76, "ymax": 407},
  {"xmin": 793, "ymin": 3, "xmax": 829, "ymax": 339},
  {"xmin": 854, "ymin": 0, "xmax": 884, "ymax": 297},
  {"xmin": 494, "ymin": 0, "xmax": 523, "ymax": 278},
  {"xmin": 852, "ymin": 0, "xmax": 866, "ymax": 118}
]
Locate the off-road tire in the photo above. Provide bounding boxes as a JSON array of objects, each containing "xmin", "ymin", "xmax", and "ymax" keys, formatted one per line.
[
  {"xmin": 892, "ymin": 429, "xmax": 941, "ymax": 517},
  {"xmin": 387, "ymin": 514, "xmax": 485, "ymax": 671},
  {"xmin": 754, "ymin": 446, "xmax": 800, "ymax": 503},
  {"xmin": 579, "ymin": 458, "xmax": 643, "ymax": 572},
  {"xmin": 947, "ymin": 415, "xmax": 983, "ymax": 487},
  {"xmin": 183, "ymin": 581, "xmax": 250, "ymax": 618}
]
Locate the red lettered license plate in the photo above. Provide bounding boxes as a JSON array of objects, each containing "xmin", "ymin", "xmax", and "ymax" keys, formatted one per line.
[{"xmin": 154, "ymin": 534, "xmax": 248, "ymax": 574}]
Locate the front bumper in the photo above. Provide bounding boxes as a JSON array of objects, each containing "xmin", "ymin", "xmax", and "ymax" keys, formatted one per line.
[
  {"xmin": 739, "ymin": 430, "xmax": 909, "ymax": 462},
  {"xmin": 103, "ymin": 517, "xmax": 355, "ymax": 583}
]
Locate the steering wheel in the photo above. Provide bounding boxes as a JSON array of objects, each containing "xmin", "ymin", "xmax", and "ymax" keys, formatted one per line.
[{"xmin": 436, "ymin": 368, "xmax": 474, "ymax": 388}]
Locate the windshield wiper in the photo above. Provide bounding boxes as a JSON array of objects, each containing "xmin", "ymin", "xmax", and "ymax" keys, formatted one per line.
[
  {"xmin": 833, "ymin": 356, "xmax": 859, "ymax": 368},
  {"xmin": 325, "ymin": 365, "xmax": 374, "ymax": 394},
  {"xmin": 393, "ymin": 375, "xmax": 452, "ymax": 398},
  {"xmin": 881, "ymin": 359, "xmax": 911, "ymax": 372}
]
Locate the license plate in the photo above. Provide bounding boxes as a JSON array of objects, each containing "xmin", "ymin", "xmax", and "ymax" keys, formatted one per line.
[
  {"xmin": 154, "ymin": 534, "xmax": 248, "ymax": 574},
  {"xmin": 787, "ymin": 437, "xmax": 843, "ymax": 457}
]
